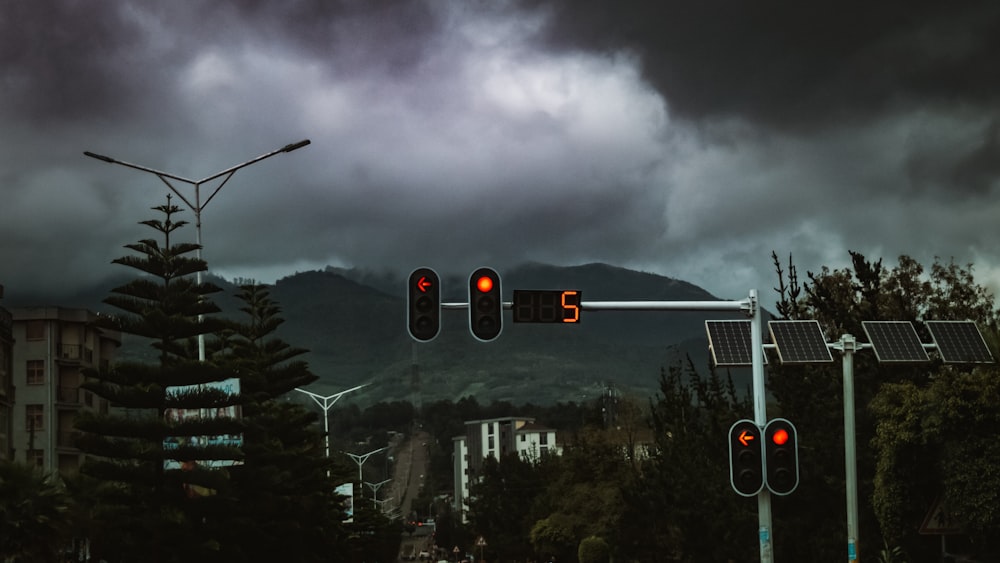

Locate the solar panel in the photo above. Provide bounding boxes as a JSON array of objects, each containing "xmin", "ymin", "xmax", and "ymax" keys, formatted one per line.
[
  {"xmin": 768, "ymin": 320, "xmax": 834, "ymax": 364},
  {"xmin": 706, "ymin": 320, "xmax": 767, "ymax": 366},
  {"xmin": 926, "ymin": 320, "xmax": 995, "ymax": 364},
  {"xmin": 861, "ymin": 321, "xmax": 930, "ymax": 363}
]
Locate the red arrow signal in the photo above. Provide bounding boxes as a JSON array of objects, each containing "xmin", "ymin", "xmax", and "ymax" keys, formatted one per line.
[
  {"xmin": 417, "ymin": 276, "xmax": 432, "ymax": 293},
  {"xmin": 739, "ymin": 430, "xmax": 755, "ymax": 447}
]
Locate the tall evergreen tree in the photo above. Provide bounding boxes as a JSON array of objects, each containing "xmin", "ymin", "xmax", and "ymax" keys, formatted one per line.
[
  {"xmin": 75, "ymin": 199, "xmax": 241, "ymax": 562},
  {"xmin": 212, "ymin": 283, "xmax": 352, "ymax": 561}
]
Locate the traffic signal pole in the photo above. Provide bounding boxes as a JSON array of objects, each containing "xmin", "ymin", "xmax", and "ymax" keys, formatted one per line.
[
  {"xmin": 748, "ymin": 290, "xmax": 775, "ymax": 563},
  {"xmin": 441, "ymin": 288, "xmax": 776, "ymax": 562}
]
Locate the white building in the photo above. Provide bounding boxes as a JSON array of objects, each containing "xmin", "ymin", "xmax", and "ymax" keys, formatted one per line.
[
  {"xmin": 452, "ymin": 416, "xmax": 559, "ymax": 520},
  {"xmin": 9, "ymin": 307, "xmax": 120, "ymax": 474}
]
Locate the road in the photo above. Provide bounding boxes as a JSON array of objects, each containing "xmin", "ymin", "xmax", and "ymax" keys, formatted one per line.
[{"xmin": 389, "ymin": 428, "xmax": 433, "ymax": 560}]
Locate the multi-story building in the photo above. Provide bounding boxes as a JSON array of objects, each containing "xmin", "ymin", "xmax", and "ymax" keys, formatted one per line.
[
  {"xmin": 10, "ymin": 307, "xmax": 120, "ymax": 474},
  {"xmin": 0, "ymin": 286, "xmax": 12, "ymax": 462},
  {"xmin": 452, "ymin": 416, "xmax": 559, "ymax": 520}
]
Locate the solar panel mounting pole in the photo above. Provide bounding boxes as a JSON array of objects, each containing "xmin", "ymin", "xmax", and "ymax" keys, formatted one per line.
[{"xmin": 834, "ymin": 334, "xmax": 861, "ymax": 563}]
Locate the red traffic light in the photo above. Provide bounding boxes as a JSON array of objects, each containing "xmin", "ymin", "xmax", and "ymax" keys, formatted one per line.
[
  {"xmin": 416, "ymin": 276, "xmax": 433, "ymax": 293},
  {"xmin": 476, "ymin": 275, "xmax": 494, "ymax": 293},
  {"xmin": 408, "ymin": 268, "xmax": 441, "ymax": 342},
  {"xmin": 771, "ymin": 428, "xmax": 789, "ymax": 446},
  {"xmin": 469, "ymin": 267, "xmax": 502, "ymax": 342}
]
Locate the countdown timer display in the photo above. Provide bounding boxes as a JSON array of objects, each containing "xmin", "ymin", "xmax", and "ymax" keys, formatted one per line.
[{"xmin": 512, "ymin": 290, "xmax": 582, "ymax": 323}]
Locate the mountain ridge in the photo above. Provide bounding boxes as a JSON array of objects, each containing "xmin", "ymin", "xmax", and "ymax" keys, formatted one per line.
[{"xmin": 2, "ymin": 262, "xmax": 752, "ymax": 405}]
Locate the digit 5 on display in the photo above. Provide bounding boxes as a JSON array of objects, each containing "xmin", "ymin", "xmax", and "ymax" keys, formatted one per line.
[{"xmin": 512, "ymin": 290, "xmax": 582, "ymax": 323}]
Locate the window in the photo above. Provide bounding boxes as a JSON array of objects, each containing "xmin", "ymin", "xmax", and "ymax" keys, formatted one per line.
[
  {"xmin": 488, "ymin": 436, "xmax": 495, "ymax": 450},
  {"xmin": 26, "ymin": 404, "xmax": 44, "ymax": 431},
  {"xmin": 26, "ymin": 360, "xmax": 44, "ymax": 385},
  {"xmin": 25, "ymin": 320, "xmax": 45, "ymax": 340},
  {"xmin": 540, "ymin": 433, "xmax": 549, "ymax": 446},
  {"xmin": 520, "ymin": 434, "xmax": 526, "ymax": 442}
]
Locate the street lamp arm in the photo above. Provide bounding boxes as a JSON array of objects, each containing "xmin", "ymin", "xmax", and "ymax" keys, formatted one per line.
[
  {"xmin": 282, "ymin": 139, "xmax": 311, "ymax": 153},
  {"xmin": 197, "ymin": 138, "xmax": 311, "ymax": 184},
  {"xmin": 83, "ymin": 151, "xmax": 197, "ymax": 184},
  {"xmin": 82, "ymin": 151, "xmax": 115, "ymax": 163},
  {"xmin": 294, "ymin": 383, "xmax": 368, "ymax": 407}
]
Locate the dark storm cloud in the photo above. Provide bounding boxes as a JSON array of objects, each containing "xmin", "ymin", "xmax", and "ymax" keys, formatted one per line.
[
  {"xmin": 2, "ymin": 0, "xmax": 1000, "ymax": 308},
  {"xmin": 529, "ymin": 0, "xmax": 1000, "ymax": 130},
  {"xmin": 227, "ymin": 0, "xmax": 441, "ymax": 76},
  {"xmin": 0, "ymin": 1, "xmax": 145, "ymax": 121}
]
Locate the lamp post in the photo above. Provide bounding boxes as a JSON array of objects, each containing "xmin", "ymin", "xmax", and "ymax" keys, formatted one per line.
[
  {"xmin": 295, "ymin": 384, "xmax": 367, "ymax": 462},
  {"xmin": 365, "ymin": 478, "xmax": 392, "ymax": 509},
  {"xmin": 84, "ymin": 139, "xmax": 311, "ymax": 361},
  {"xmin": 344, "ymin": 446, "xmax": 389, "ymax": 483}
]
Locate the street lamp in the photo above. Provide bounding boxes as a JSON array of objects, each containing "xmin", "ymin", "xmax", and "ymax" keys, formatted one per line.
[
  {"xmin": 84, "ymin": 139, "xmax": 311, "ymax": 361},
  {"xmin": 365, "ymin": 478, "xmax": 392, "ymax": 509},
  {"xmin": 344, "ymin": 446, "xmax": 389, "ymax": 483},
  {"xmin": 295, "ymin": 384, "xmax": 367, "ymax": 463}
]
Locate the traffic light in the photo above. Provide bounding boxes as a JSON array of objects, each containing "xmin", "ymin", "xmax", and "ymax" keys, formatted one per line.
[
  {"xmin": 407, "ymin": 267, "xmax": 440, "ymax": 342},
  {"xmin": 469, "ymin": 267, "xmax": 502, "ymax": 341},
  {"xmin": 728, "ymin": 419, "xmax": 764, "ymax": 497},
  {"xmin": 764, "ymin": 418, "xmax": 799, "ymax": 495}
]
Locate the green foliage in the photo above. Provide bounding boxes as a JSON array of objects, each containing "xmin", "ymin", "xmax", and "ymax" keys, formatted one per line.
[
  {"xmin": 872, "ymin": 369, "xmax": 1000, "ymax": 549},
  {"xmin": 0, "ymin": 461, "xmax": 73, "ymax": 562},
  {"xmin": 627, "ymin": 358, "xmax": 757, "ymax": 562},
  {"xmin": 877, "ymin": 538, "xmax": 908, "ymax": 563},
  {"xmin": 772, "ymin": 250, "xmax": 1000, "ymax": 559},
  {"xmin": 578, "ymin": 535, "xmax": 611, "ymax": 563},
  {"xmin": 469, "ymin": 454, "xmax": 545, "ymax": 561},
  {"xmin": 527, "ymin": 426, "xmax": 633, "ymax": 560}
]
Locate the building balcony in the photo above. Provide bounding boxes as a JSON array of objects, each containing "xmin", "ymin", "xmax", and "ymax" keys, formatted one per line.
[
  {"xmin": 56, "ymin": 429, "xmax": 79, "ymax": 450},
  {"xmin": 56, "ymin": 385, "xmax": 83, "ymax": 407},
  {"xmin": 56, "ymin": 343, "xmax": 94, "ymax": 364}
]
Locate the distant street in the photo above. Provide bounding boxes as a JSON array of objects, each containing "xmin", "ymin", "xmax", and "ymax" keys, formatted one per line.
[{"xmin": 389, "ymin": 428, "xmax": 433, "ymax": 560}]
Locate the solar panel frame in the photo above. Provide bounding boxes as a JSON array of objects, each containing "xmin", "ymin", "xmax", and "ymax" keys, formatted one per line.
[
  {"xmin": 861, "ymin": 321, "xmax": 930, "ymax": 363},
  {"xmin": 706, "ymin": 320, "xmax": 767, "ymax": 367},
  {"xmin": 768, "ymin": 320, "xmax": 834, "ymax": 364},
  {"xmin": 926, "ymin": 320, "xmax": 995, "ymax": 364}
]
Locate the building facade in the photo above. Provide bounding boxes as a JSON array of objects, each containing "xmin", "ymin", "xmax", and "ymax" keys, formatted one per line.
[
  {"xmin": 452, "ymin": 416, "xmax": 559, "ymax": 520},
  {"xmin": 0, "ymin": 288, "xmax": 12, "ymax": 462},
  {"xmin": 10, "ymin": 307, "xmax": 120, "ymax": 474}
]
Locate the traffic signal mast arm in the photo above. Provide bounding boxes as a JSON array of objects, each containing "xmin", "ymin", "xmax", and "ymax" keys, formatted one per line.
[{"xmin": 442, "ymin": 298, "xmax": 756, "ymax": 313}]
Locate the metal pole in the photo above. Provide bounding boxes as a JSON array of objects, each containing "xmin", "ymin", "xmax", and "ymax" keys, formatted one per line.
[
  {"xmin": 442, "ymin": 299, "xmax": 752, "ymax": 312},
  {"xmin": 840, "ymin": 334, "xmax": 860, "ymax": 562},
  {"xmin": 344, "ymin": 447, "xmax": 389, "ymax": 483},
  {"xmin": 748, "ymin": 289, "xmax": 774, "ymax": 563},
  {"xmin": 294, "ymin": 384, "xmax": 367, "ymax": 474},
  {"xmin": 365, "ymin": 478, "xmax": 391, "ymax": 508}
]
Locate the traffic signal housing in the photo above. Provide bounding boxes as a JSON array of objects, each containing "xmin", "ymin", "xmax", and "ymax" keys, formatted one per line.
[
  {"xmin": 469, "ymin": 267, "xmax": 502, "ymax": 342},
  {"xmin": 407, "ymin": 267, "xmax": 440, "ymax": 342},
  {"xmin": 764, "ymin": 418, "xmax": 799, "ymax": 495},
  {"xmin": 728, "ymin": 419, "xmax": 764, "ymax": 497}
]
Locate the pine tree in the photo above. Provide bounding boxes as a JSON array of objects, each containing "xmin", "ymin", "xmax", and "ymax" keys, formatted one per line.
[
  {"xmin": 212, "ymin": 283, "xmax": 352, "ymax": 561},
  {"xmin": 75, "ymin": 199, "xmax": 241, "ymax": 562}
]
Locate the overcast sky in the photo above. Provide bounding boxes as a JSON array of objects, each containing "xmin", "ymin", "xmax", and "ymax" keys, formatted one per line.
[{"xmin": 2, "ymin": 1, "xmax": 999, "ymax": 309}]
